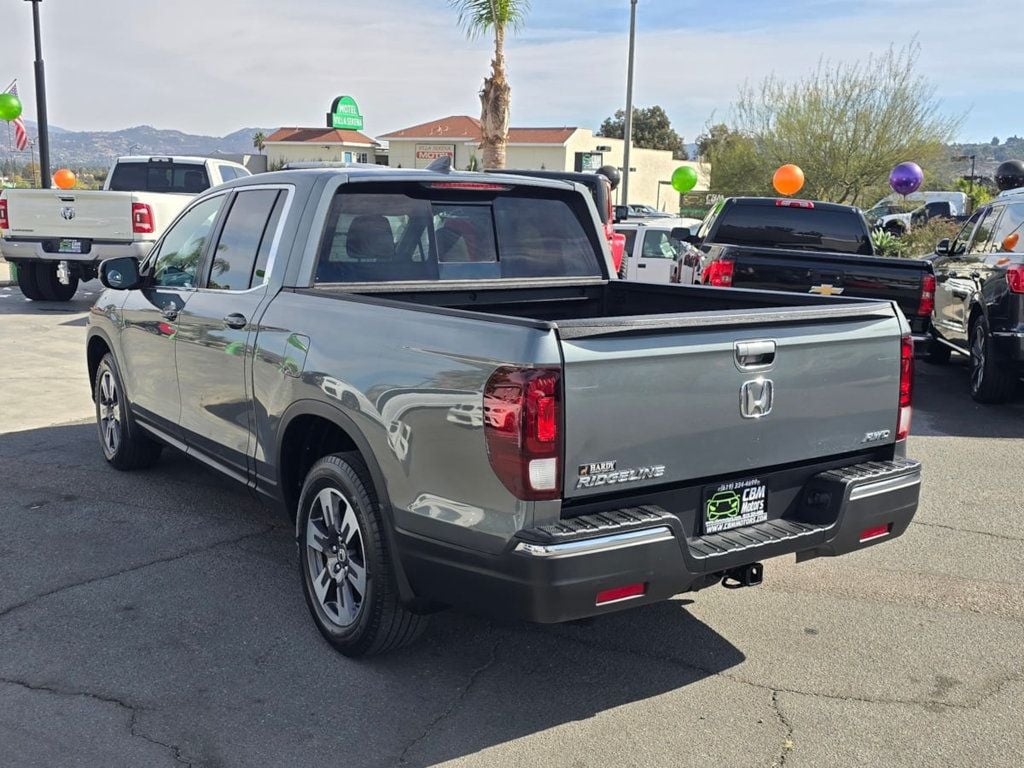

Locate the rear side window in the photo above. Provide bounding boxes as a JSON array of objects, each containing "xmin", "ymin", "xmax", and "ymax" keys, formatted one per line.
[
  {"xmin": 988, "ymin": 203, "xmax": 1024, "ymax": 254},
  {"xmin": 712, "ymin": 203, "xmax": 872, "ymax": 255},
  {"xmin": 315, "ymin": 182, "xmax": 602, "ymax": 284},
  {"xmin": 206, "ymin": 189, "xmax": 282, "ymax": 290},
  {"xmin": 108, "ymin": 162, "xmax": 211, "ymax": 194}
]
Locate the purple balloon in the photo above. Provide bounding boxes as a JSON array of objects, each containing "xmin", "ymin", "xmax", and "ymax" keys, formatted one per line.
[{"xmin": 889, "ymin": 162, "xmax": 924, "ymax": 196}]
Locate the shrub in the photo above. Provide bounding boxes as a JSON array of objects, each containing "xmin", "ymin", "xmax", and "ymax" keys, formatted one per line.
[{"xmin": 871, "ymin": 228, "xmax": 908, "ymax": 258}]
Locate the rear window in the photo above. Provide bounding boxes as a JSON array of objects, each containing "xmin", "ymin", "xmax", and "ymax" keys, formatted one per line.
[
  {"xmin": 315, "ymin": 182, "xmax": 603, "ymax": 283},
  {"xmin": 713, "ymin": 203, "xmax": 873, "ymax": 255},
  {"xmin": 108, "ymin": 161, "xmax": 211, "ymax": 194}
]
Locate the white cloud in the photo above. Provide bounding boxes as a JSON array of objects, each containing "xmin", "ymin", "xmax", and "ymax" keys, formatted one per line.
[{"xmin": 0, "ymin": 0, "xmax": 1018, "ymax": 144}]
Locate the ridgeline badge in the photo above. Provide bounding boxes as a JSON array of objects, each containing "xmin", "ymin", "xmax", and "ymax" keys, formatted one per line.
[{"xmin": 576, "ymin": 461, "xmax": 666, "ymax": 489}]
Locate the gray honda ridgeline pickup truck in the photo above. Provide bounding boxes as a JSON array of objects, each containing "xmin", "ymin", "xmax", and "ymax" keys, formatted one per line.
[{"xmin": 86, "ymin": 167, "xmax": 921, "ymax": 656}]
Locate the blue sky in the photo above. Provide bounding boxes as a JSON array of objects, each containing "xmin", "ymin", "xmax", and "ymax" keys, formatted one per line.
[{"xmin": 0, "ymin": 0, "xmax": 1018, "ymax": 144}]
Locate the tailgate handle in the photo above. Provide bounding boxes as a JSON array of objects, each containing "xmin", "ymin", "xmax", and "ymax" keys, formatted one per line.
[{"xmin": 735, "ymin": 340, "xmax": 776, "ymax": 370}]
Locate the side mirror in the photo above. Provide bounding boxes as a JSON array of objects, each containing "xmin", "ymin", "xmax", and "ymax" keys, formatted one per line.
[
  {"xmin": 99, "ymin": 257, "xmax": 142, "ymax": 290},
  {"xmin": 613, "ymin": 205, "xmax": 629, "ymax": 222},
  {"xmin": 671, "ymin": 226, "xmax": 699, "ymax": 245},
  {"xmin": 935, "ymin": 239, "xmax": 951, "ymax": 257}
]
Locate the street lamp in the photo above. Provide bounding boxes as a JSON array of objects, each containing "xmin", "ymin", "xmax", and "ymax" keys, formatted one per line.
[
  {"xmin": 25, "ymin": 0, "xmax": 51, "ymax": 188},
  {"xmin": 621, "ymin": 0, "xmax": 638, "ymax": 207},
  {"xmin": 953, "ymin": 154, "xmax": 977, "ymax": 213}
]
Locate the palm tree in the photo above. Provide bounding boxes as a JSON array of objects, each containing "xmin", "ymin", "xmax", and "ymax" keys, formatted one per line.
[
  {"xmin": 449, "ymin": 0, "xmax": 530, "ymax": 170},
  {"xmin": 252, "ymin": 131, "xmax": 266, "ymax": 155}
]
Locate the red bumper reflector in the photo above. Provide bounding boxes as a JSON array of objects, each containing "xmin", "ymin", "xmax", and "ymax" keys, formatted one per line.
[
  {"xmin": 595, "ymin": 583, "xmax": 646, "ymax": 605},
  {"xmin": 859, "ymin": 524, "xmax": 891, "ymax": 543}
]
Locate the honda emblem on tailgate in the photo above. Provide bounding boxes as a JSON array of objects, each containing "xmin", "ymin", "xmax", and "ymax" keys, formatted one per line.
[{"xmin": 740, "ymin": 378, "xmax": 773, "ymax": 419}]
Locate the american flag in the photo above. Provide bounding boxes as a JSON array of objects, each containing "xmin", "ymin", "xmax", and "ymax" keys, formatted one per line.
[{"xmin": 6, "ymin": 81, "xmax": 28, "ymax": 151}]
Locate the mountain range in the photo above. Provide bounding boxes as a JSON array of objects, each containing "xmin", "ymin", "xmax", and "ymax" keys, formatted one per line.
[{"xmin": 0, "ymin": 121, "xmax": 275, "ymax": 167}]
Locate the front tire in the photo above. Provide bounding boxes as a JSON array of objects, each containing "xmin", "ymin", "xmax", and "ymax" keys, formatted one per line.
[
  {"xmin": 94, "ymin": 354, "xmax": 163, "ymax": 469},
  {"xmin": 297, "ymin": 453, "xmax": 426, "ymax": 657},
  {"xmin": 969, "ymin": 316, "xmax": 1018, "ymax": 403}
]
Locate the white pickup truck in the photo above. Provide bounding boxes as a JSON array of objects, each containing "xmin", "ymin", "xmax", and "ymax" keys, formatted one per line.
[
  {"xmin": 0, "ymin": 155, "xmax": 249, "ymax": 301},
  {"xmin": 614, "ymin": 217, "xmax": 703, "ymax": 284}
]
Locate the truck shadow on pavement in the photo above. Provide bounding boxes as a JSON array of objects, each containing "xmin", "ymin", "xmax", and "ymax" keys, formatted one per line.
[
  {"xmin": 913, "ymin": 359, "xmax": 1024, "ymax": 439},
  {"xmin": 0, "ymin": 422, "xmax": 745, "ymax": 768}
]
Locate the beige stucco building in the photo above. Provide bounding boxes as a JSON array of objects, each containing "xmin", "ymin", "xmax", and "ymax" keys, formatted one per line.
[
  {"xmin": 379, "ymin": 115, "xmax": 709, "ymax": 212},
  {"xmin": 264, "ymin": 127, "xmax": 381, "ymax": 169}
]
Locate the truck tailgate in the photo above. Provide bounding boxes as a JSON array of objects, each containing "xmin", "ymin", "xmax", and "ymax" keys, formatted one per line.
[
  {"xmin": 558, "ymin": 306, "xmax": 903, "ymax": 498},
  {"xmin": 729, "ymin": 246, "xmax": 929, "ymax": 321},
  {"xmin": 5, "ymin": 189, "xmax": 135, "ymax": 240}
]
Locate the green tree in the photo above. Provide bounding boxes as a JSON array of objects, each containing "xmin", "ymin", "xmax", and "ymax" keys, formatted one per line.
[
  {"xmin": 252, "ymin": 131, "xmax": 266, "ymax": 155},
  {"xmin": 449, "ymin": 0, "xmax": 531, "ymax": 170},
  {"xmin": 706, "ymin": 43, "xmax": 960, "ymax": 204},
  {"xmin": 599, "ymin": 106, "xmax": 687, "ymax": 159},
  {"xmin": 696, "ymin": 123, "xmax": 769, "ymax": 196}
]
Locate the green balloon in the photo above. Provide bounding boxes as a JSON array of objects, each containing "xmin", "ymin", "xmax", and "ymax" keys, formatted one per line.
[
  {"xmin": 0, "ymin": 93, "xmax": 23, "ymax": 122},
  {"xmin": 671, "ymin": 165, "xmax": 698, "ymax": 194}
]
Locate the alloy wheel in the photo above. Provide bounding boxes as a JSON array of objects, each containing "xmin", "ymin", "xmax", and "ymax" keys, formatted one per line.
[
  {"xmin": 970, "ymin": 323, "xmax": 986, "ymax": 393},
  {"xmin": 98, "ymin": 369, "xmax": 122, "ymax": 456},
  {"xmin": 305, "ymin": 487, "xmax": 367, "ymax": 627}
]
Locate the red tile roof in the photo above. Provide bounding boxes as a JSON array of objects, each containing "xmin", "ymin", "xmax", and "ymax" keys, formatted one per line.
[
  {"xmin": 379, "ymin": 116, "xmax": 577, "ymax": 145},
  {"xmin": 266, "ymin": 127, "xmax": 379, "ymax": 146}
]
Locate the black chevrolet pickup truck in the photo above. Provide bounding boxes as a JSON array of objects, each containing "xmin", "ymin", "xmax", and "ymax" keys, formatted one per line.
[{"xmin": 685, "ymin": 197, "xmax": 935, "ymax": 348}]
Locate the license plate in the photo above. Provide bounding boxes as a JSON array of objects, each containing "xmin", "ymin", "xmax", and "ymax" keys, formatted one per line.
[
  {"xmin": 702, "ymin": 477, "xmax": 769, "ymax": 534},
  {"xmin": 58, "ymin": 239, "xmax": 84, "ymax": 254}
]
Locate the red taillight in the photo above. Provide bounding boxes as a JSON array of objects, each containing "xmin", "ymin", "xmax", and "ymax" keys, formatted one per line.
[
  {"xmin": 609, "ymin": 230, "xmax": 625, "ymax": 273},
  {"xmin": 484, "ymin": 367, "xmax": 562, "ymax": 501},
  {"xmin": 918, "ymin": 273, "xmax": 936, "ymax": 316},
  {"xmin": 859, "ymin": 524, "xmax": 891, "ymax": 543},
  {"xmin": 897, "ymin": 335, "xmax": 913, "ymax": 441},
  {"xmin": 703, "ymin": 259, "xmax": 734, "ymax": 287},
  {"xmin": 775, "ymin": 199, "xmax": 814, "ymax": 208},
  {"xmin": 132, "ymin": 202, "xmax": 154, "ymax": 234},
  {"xmin": 0, "ymin": 198, "xmax": 8, "ymax": 230},
  {"xmin": 427, "ymin": 182, "xmax": 511, "ymax": 191},
  {"xmin": 1006, "ymin": 265, "xmax": 1024, "ymax": 294},
  {"xmin": 596, "ymin": 583, "xmax": 646, "ymax": 605}
]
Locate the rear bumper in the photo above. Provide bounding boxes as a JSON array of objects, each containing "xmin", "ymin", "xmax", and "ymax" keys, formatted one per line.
[
  {"xmin": 397, "ymin": 458, "xmax": 921, "ymax": 623},
  {"xmin": 0, "ymin": 237, "xmax": 154, "ymax": 263}
]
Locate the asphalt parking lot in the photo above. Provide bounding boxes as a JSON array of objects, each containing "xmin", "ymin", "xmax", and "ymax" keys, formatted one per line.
[{"xmin": 1, "ymin": 282, "xmax": 1022, "ymax": 768}]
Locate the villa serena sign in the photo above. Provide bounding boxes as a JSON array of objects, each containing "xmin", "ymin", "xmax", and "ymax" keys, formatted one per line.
[
  {"xmin": 415, "ymin": 144, "xmax": 455, "ymax": 168},
  {"xmin": 327, "ymin": 96, "xmax": 364, "ymax": 131}
]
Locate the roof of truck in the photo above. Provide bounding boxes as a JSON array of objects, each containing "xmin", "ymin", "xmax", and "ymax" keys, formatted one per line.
[{"xmin": 230, "ymin": 166, "xmax": 585, "ymax": 192}]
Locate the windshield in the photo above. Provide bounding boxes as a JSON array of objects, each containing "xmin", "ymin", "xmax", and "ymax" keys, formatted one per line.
[
  {"xmin": 315, "ymin": 181, "xmax": 603, "ymax": 283},
  {"xmin": 108, "ymin": 161, "xmax": 211, "ymax": 194},
  {"xmin": 714, "ymin": 203, "xmax": 873, "ymax": 255}
]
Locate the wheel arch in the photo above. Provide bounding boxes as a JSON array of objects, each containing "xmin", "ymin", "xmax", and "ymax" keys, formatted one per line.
[
  {"xmin": 86, "ymin": 329, "xmax": 115, "ymax": 400},
  {"xmin": 275, "ymin": 399, "xmax": 417, "ymax": 604}
]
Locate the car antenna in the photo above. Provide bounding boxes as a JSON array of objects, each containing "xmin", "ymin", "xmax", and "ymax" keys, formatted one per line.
[{"xmin": 425, "ymin": 156, "xmax": 452, "ymax": 174}]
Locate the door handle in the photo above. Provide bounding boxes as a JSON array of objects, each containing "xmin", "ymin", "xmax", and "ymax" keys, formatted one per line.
[
  {"xmin": 224, "ymin": 313, "xmax": 248, "ymax": 329},
  {"xmin": 160, "ymin": 306, "xmax": 178, "ymax": 321},
  {"xmin": 637, "ymin": 263, "xmax": 647, "ymax": 269}
]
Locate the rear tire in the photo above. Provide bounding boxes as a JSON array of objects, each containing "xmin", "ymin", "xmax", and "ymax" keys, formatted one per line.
[
  {"xmin": 969, "ymin": 316, "xmax": 1018, "ymax": 404},
  {"xmin": 297, "ymin": 452, "xmax": 427, "ymax": 657},
  {"xmin": 924, "ymin": 337, "xmax": 952, "ymax": 365},
  {"xmin": 34, "ymin": 262, "xmax": 79, "ymax": 302},
  {"xmin": 94, "ymin": 353, "xmax": 163, "ymax": 470},
  {"xmin": 16, "ymin": 263, "xmax": 45, "ymax": 301}
]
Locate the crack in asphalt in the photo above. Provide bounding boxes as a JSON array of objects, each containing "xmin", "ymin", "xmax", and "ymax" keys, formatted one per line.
[
  {"xmin": 397, "ymin": 634, "xmax": 502, "ymax": 766},
  {"xmin": 770, "ymin": 690, "xmax": 795, "ymax": 767},
  {"xmin": 910, "ymin": 519, "xmax": 1024, "ymax": 543},
  {"xmin": 0, "ymin": 526, "xmax": 279, "ymax": 624},
  {"xmin": 0, "ymin": 676, "xmax": 192, "ymax": 766},
  {"xmin": 538, "ymin": 626, "xmax": 1023, "ymax": 714}
]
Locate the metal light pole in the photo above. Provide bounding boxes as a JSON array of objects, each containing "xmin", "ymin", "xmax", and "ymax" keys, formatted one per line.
[
  {"xmin": 26, "ymin": 0, "xmax": 51, "ymax": 188},
  {"xmin": 621, "ymin": 0, "xmax": 638, "ymax": 207}
]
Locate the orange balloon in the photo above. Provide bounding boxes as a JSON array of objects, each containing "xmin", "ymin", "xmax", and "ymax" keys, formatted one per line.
[
  {"xmin": 53, "ymin": 169, "xmax": 77, "ymax": 189},
  {"xmin": 773, "ymin": 164, "xmax": 805, "ymax": 196},
  {"xmin": 1002, "ymin": 232, "xmax": 1020, "ymax": 251}
]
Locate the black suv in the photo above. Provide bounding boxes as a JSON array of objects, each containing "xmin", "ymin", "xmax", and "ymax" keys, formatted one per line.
[{"xmin": 929, "ymin": 192, "xmax": 1024, "ymax": 402}]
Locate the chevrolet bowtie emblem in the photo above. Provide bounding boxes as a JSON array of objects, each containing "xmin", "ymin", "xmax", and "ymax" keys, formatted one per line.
[{"xmin": 809, "ymin": 284, "xmax": 844, "ymax": 296}]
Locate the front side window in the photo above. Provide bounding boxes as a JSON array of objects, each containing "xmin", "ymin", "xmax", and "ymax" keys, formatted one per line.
[
  {"xmin": 315, "ymin": 182, "xmax": 602, "ymax": 284},
  {"xmin": 988, "ymin": 202, "xmax": 1024, "ymax": 254},
  {"xmin": 207, "ymin": 189, "xmax": 283, "ymax": 290},
  {"xmin": 150, "ymin": 196, "xmax": 224, "ymax": 288},
  {"xmin": 966, "ymin": 207, "xmax": 999, "ymax": 257}
]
